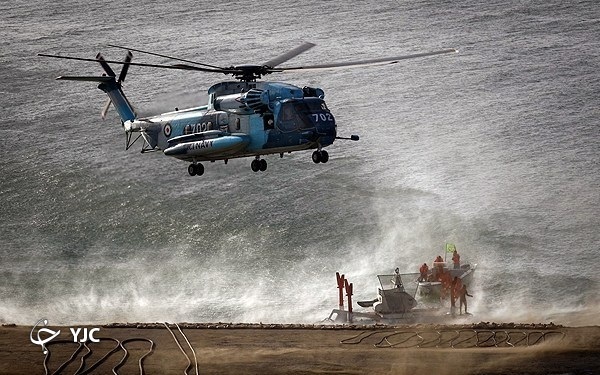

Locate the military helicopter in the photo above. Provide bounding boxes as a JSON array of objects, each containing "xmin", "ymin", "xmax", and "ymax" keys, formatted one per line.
[{"xmin": 39, "ymin": 43, "xmax": 456, "ymax": 176}]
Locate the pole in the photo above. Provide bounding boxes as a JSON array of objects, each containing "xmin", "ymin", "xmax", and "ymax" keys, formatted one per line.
[
  {"xmin": 336, "ymin": 272, "xmax": 345, "ymax": 311},
  {"xmin": 345, "ymin": 279, "xmax": 353, "ymax": 323},
  {"xmin": 444, "ymin": 243, "xmax": 447, "ymax": 263}
]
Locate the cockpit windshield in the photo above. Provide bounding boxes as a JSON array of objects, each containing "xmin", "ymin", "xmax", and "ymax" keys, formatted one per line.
[
  {"xmin": 294, "ymin": 99, "xmax": 329, "ymax": 113},
  {"xmin": 280, "ymin": 100, "xmax": 328, "ymax": 119},
  {"xmin": 277, "ymin": 99, "xmax": 330, "ymax": 132}
]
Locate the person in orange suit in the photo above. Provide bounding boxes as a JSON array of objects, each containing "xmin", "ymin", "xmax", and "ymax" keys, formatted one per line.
[
  {"xmin": 450, "ymin": 276, "xmax": 463, "ymax": 315},
  {"xmin": 434, "ymin": 255, "xmax": 444, "ymax": 278},
  {"xmin": 419, "ymin": 263, "xmax": 429, "ymax": 282},
  {"xmin": 452, "ymin": 249, "xmax": 461, "ymax": 269}
]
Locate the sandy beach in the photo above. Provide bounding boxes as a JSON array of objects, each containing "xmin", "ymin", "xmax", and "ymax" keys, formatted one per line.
[{"xmin": 2, "ymin": 322, "xmax": 599, "ymax": 374}]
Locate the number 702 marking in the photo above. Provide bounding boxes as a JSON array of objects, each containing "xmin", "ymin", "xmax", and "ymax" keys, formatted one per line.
[{"xmin": 311, "ymin": 113, "xmax": 333, "ymax": 122}]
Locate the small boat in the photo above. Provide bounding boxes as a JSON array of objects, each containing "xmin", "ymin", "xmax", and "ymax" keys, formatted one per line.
[
  {"xmin": 327, "ymin": 272, "xmax": 422, "ymax": 323},
  {"xmin": 326, "ymin": 247, "xmax": 477, "ymax": 324},
  {"xmin": 329, "ymin": 271, "xmax": 458, "ymax": 324},
  {"xmin": 358, "ymin": 273, "xmax": 418, "ymax": 316}
]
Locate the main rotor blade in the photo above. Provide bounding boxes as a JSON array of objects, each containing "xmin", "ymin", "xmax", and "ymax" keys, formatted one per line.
[
  {"xmin": 118, "ymin": 50, "xmax": 133, "ymax": 83},
  {"xmin": 38, "ymin": 53, "xmax": 228, "ymax": 73},
  {"xmin": 96, "ymin": 53, "xmax": 117, "ymax": 77},
  {"xmin": 55, "ymin": 76, "xmax": 114, "ymax": 81},
  {"xmin": 262, "ymin": 42, "xmax": 316, "ymax": 68},
  {"xmin": 108, "ymin": 44, "xmax": 224, "ymax": 70},
  {"xmin": 279, "ymin": 48, "xmax": 458, "ymax": 71},
  {"xmin": 170, "ymin": 63, "xmax": 239, "ymax": 74}
]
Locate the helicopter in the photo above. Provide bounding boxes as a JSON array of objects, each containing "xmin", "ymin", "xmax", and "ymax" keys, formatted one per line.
[{"xmin": 39, "ymin": 43, "xmax": 456, "ymax": 176}]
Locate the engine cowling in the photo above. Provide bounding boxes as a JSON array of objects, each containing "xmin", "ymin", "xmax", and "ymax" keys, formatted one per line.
[
  {"xmin": 214, "ymin": 89, "xmax": 270, "ymax": 114},
  {"xmin": 240, "ymin": 88, "xmax": 269, "ymax": 113}
]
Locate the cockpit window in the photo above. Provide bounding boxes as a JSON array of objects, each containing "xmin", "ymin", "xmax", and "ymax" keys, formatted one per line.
[
  {"xmin": 277, "ymin": 99, "xmax": 330, "ymax": 132},
  {"xmin": 293, "ymin": 99, "xmax": 328, "ymax": 113},
  {"xmin": 281, "ymin": 104, "xmax": 296, "ymax": 121}
]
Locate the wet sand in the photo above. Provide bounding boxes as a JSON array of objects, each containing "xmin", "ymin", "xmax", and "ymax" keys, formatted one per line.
[{"xmin": 2, "ymin": 322, "xmax": 599, "ymax": 374}]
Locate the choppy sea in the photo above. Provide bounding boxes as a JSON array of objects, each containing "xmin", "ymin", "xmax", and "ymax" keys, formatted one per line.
[{"xmin": 1, "ymin": 0, "xmax": 598, "ymax": 325}]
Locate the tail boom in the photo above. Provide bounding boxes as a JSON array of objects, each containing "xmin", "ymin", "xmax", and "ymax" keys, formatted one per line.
[{"xmin": 97, "ymin": 80, "xmax": 136, "ymax": 122}]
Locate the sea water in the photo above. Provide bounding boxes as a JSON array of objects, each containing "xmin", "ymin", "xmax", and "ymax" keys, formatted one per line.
[{"xmin": 1, "ymin": 0, "xmax": 598, "ymax": 325}]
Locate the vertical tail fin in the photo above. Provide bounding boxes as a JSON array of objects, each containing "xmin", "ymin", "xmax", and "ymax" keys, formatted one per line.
[
  {"xmin": 55, "ymin": 51, "xmax": 136, "ymax": 122},
  {"xmin": 97, "ymin": 79, "xmax": 136, "ymax": 121}
]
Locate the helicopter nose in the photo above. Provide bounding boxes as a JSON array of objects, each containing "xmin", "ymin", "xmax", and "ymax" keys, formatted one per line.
[
  {"xmin": 314, "ymin": 113, "xmax": 336, "ymax": 136},
  {"xmin": 312, "ymin": 113, "xmax": 336, "ymax": 147}
]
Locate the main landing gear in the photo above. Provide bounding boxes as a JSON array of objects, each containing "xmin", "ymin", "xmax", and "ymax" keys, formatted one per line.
[
  {"xmin": 188, "ymin": 151, "xmax": 328, "ymax": 176},
  {"xmin": 188, "ymin": 163, "xmax": 204, "ymax": 176},
  {"xmin": 251, "ymin": 158, "xmax": 267, "ymax": 172},
  {"xmin": 312, "ymin": 150, "xmax": 329, "ymax": 164}
]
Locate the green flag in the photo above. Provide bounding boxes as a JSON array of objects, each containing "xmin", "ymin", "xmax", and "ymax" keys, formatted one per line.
[{"xmin": 445, "ymin": 243, "xmax": 456, "ymax": 253}]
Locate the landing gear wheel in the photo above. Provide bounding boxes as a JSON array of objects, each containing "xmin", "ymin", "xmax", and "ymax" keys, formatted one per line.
[
  {"xmin": 312, "ymin": 151, "xmax": 321, "ymax": 164},
  {"xmin": 195, "ymin": 163, "xmax": 204, "ymax": 176},
  {"xmin": 320, "ymin": 150, "xmax": 329, "ymax": 163},
  {"xmin": 251, "ymin": 159, "xmax": 267, "ymax": 172},
  {"xmin": 188, "ymin": 163, "xmax": 204, "ymax": 176},
  {"xmin": 251, "ymin": 159, "xmax": 260, "ymax": 172}
]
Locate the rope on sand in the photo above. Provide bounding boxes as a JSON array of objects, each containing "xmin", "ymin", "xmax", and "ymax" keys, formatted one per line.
[
  {"xmin": 43, "ymin": 340, "xmax": 84, "ymax": 375},
  {"xmin": 76, "ymin": 337, "xmax": 120, "ymax": 374},
  {"xmin": 42, "ymin": 336, "xmax": 154, "ymax": 375},
  {"xmin": 163, "ymin": 322, "xmax": 199, "ymax": 375},
  {"xmin": 175, "ymin": 323, "xmax": 199, "ymax": 375},
  {"xmin": 113, "ymin": 338, "xmax": 155, "ymax": 375},
  {"xmin": 42, "ymin": 322, "xmax": 200, "ymax": 375},
  {"xmin": 341, "ymin": 329, "xmax": 566, "ymax": 349}
]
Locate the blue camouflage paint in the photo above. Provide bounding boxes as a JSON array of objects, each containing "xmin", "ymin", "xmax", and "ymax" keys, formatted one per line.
[
  {"xmin": 97, "ymin": 81, "xmax": 136, "ymax": 121},
  {"xmin": 94, "ymin": 77, "xmax": 340, "ymax": 163},
  {"xmin": 265, "ymin": 97, "xmax": 336, "ymax": 149},
  {"xmin": 164, "ymin": 135, "xmax": 249, "ymax": 156}
]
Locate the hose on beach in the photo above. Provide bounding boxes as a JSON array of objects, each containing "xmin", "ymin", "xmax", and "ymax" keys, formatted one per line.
[
  {"xmin": 341, "ymin": 329, "xmax": 565, "ymax": 348},
  {"xmin": 41, "ymin": 322, "xmax": 199, "ymax": 375},
  {"xmin": 42, "ymin": 334, "xmax": 154, "ymax": 375},
  {"xmin": 162, "ymin": 322, "xmax": 199, "ymax": 375}
]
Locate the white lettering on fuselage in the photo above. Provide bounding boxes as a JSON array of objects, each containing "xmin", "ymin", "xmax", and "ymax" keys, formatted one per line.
[
  {"xmin": 187, "ymin": 140, "xmax": 214, "ymax": 151},
  {"xmin": 311, "ymin": 113, "xmax": 333, "ymax": 122}
]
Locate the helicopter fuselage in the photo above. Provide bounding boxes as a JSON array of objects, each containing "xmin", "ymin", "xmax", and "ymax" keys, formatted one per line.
[{"xmin": 128, "ymin": 81, "xmax": 337, "ymax": 165}]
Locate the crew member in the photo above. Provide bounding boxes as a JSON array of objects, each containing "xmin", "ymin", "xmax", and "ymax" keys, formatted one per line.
[
  {"xmin": 419, "ymin": 263, "xmax": 429, "ymax": 282},
  {"xmin": 450, "ymin": 277, "xmax": 459, "ymax": 315},
  {"xmin": 392, "ymin": 267, "xmax": 404, "ymax": 291},
  {"xmin": 439, "ymin": 270, "xmax": 451, "ymax": 303},
  {"xmin": 452, "ymin": 249, "xmax": 461, "ymax": 269},
  {"xmin": 459, "ymin": 284, "xmax": 473, "ymax": 315},
  {"xmin": 434, "ymin": 255, "xmax": 444, "ymax": 277},
  {"xmin": 450, "ymin": 277, "xmax": 463, "ymax": 315}
]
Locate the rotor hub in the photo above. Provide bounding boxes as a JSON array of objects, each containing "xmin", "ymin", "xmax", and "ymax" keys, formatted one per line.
[{"xmin": 227, "ymin": 65, "xmax": 277, "ymax": 82}]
